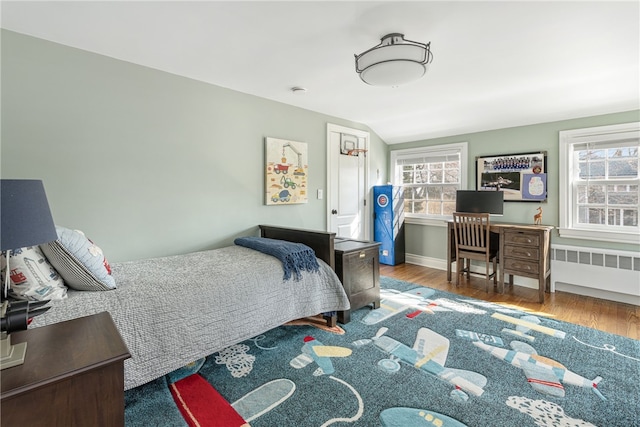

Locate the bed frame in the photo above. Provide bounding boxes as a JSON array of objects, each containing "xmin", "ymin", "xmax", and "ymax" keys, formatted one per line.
[{"xmin": 259, "ymin": 224, "xmax": 339, "ymax": 326}]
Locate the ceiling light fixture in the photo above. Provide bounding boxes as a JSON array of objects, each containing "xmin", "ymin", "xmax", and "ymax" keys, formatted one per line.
[{"xmin": 355, "ymin": 33, "xmax": 433, "ymax": 87}]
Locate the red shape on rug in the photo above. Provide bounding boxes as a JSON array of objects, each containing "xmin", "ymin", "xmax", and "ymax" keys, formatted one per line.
[{"xmin": 170, "ymin": 374, "xmax": 248, "ymax": 427}]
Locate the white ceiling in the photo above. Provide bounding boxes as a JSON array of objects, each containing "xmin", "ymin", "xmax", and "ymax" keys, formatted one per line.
[{"xmin": 2, "ymin": 1, "xmax": 639, "ymax": 144}]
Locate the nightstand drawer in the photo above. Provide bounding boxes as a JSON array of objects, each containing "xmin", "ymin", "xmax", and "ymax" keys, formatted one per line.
[
  {"xmin": 503, "ymin": 231, "xmax": 540, "ymax": 247},
  {"xmin": 341, "ymin": 249, "xmax": 377, "ymax": 293},
  {"xmin": 504, "ymin": 244, "xmax": 539, "ymax": 260},
  {"xmin": 504, "ymin": 257, "xmax": 539, "ymax": 274}
]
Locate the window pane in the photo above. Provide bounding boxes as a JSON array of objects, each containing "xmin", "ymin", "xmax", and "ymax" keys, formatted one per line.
[
  {"xmin": 578, "ymin": 149, "xmax": 605, "ymax": 160},
  {"xmin": 608, "ymin": 147, "xmax": 638, "ymax": 159},
  {"xmin": 578, "ymin": 207, "xmax": 606, "ymax": 225},
  {"xmin": 578, "ymin": 161, "xmax": 605, "ymax": 179},
  {"xmin": 608, "ymin": 159, "xmax": 638, "ymax": 178},
  {"xmin": 607, "ymin": 185, "xmax": 638, "ymax": 205},
  {"xmin": 427, "ymin": 186, "xmax": 442, "ymax": 200},
  {"xmin": 426, "ymin": 201, "xmax": 442, "ymax": 215},
  {"xmin": 429, "ymin": 169, "xmax": 443, "ymax": 183},
  {"xmin": 402, "ymin": 169, "xmax": 414, "ymax": 184},
  {"xmin": 412, "ymin": 200, "xmax": 426, "ymax": 214},
  {"xmin": 416, "ymin": 166, "xmax": 428, "ymax": 183},
  {"xmin": 606, "ymin": 208, "xmax": 637, "ymax": 226},
  {"xmin": 577, "ymin": 184, "xmax": 605, "ymax": 204},
  {"xmin": 444, "ymin": 168, "xmax": 459, "ymax": 184},
  {"xmin": 443, "ymin": 201, "xmax": 456, "ymax": 215},
  {"xmin": 623, "ymin": 209, "xmax": 638, "ymax": 227},
  {"xmin": 402, "ymin": 186, "xmax": 413, "ymax": 201},
  {"xmin": 608, "ymin": 209, "xmax": 622, "ymax": 226},
  {"xmin": 443, "ymin": 187, "xmax": 457, "ymax": 200}
]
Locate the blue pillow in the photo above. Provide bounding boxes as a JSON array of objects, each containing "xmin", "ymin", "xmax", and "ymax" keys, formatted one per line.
[{"xmin": 40, "ymin": 226, "xmax": 116, "ymax": 291}]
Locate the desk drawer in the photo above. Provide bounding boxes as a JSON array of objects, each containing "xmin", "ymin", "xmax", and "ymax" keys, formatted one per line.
[
  {"xmin": 503, "ymin": 230, "xmax": 540, "ymax": 247},
  {"xmin": 504, "ymin": 244, "xmax": 539, "ymax": 260},
  {"xmin": 504, "ymin": 257, "xmax": 539, "ymax": 274}
]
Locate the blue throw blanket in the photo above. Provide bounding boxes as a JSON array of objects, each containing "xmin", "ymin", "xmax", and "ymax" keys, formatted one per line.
[{"xmin": 234, "ymin": 237, "xmax": 320, "ymax": 281}]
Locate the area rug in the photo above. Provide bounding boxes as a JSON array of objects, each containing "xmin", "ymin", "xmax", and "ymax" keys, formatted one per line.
[{"xmin": 124, "ymin": 277, "xmax": 640, "ymax": 426}]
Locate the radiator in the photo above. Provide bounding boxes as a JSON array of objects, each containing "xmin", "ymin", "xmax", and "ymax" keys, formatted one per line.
[{"xmin": 551, "ymin": 244, "xmax": 640, "ymax": 305}]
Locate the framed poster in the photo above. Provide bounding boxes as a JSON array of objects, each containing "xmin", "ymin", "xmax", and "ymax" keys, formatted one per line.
[
  {"xmin": 265, "ymin": 137, "xmax": 308, "ymax": 205},
  {"xmin": 476, "ymin": 151, "xmax": 547, "ymax": 201}
]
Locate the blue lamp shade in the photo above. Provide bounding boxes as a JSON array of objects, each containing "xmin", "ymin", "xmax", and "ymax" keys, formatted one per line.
[{"xmin": 1, "ymin": 179, "xmax": 58, "ymax": 251}]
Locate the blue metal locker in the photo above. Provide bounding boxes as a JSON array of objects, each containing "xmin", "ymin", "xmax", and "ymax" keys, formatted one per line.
[{"xmin": 373, "ymin": 185, "xmax": 405, "ymax": 265}]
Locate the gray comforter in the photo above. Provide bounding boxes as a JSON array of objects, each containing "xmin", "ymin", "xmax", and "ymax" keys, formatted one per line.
[{"xmin": 29, "ymin": 245, "xmax": 350, "ymax": 390}]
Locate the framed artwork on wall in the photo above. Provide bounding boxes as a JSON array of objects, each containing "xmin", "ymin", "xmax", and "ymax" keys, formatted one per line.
[
  {"xmin": 476, "ymin": 151, "xmax": 547, "ymax": 201},
  {"xmin": 264, "ymin": 137, "xmax": 308, "ymax": 205}
]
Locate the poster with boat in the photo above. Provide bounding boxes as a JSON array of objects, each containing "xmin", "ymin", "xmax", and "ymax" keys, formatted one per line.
[{"xmin": 265, "ymin": 137, "xmax": 308, "ymax": 205}]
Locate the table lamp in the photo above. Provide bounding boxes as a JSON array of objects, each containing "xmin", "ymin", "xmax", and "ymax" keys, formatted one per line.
[{"xmin": 1, "ymin": 179, "xmax": 58, "ymax": 369}]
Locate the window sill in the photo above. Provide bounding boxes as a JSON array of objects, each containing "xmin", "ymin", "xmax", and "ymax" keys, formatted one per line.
[
  {"xmin": 404, "ymin": 216, "xmax": 449, "ymax": 227},
  {"xmin": 558, "ymin": 227, "xmax": 640, "ymax": 244}
]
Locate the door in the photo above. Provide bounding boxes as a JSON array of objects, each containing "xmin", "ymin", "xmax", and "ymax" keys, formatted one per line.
[{"xmin": 327, "ymin": 123, "xmax": 370, "ymax": 240}]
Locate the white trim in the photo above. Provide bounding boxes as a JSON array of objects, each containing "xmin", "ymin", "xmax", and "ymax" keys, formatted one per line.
[
  {"xmin": 558, "ymin": 227, "xmax": 640, "ymax": 244},
  {"xmin": 559, "ymin": 122, "xmax": 640, "ymax": 242},
  {"xmin": 404, "ymin": 215, "xmax": 449, "ymax": 227}
]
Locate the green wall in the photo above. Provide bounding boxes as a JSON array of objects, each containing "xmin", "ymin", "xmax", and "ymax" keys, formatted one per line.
[
  {"xmin": 391, "ymin": 110, "xmax": 640, "ymax": 262},
  {"xmin": 3, "ymin": 29, "xmax": 636, "ymax": 266},
  {"xmin": 1, "ymin": 30, "xmax": 388, "ymax": 262}
]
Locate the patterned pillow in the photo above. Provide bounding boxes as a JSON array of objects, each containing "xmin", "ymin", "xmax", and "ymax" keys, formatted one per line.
[
  {"xmin": 40, "ymin": 226, "xmax": 116, "ymax": 291},
  {"xmin": 0, "ymin": 246, "xmax": 67, "ymax": 301}
]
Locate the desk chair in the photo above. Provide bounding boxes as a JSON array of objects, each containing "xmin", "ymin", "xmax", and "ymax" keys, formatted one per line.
[{"xmin": 452, "ymin": 212, "xmax": 498, "ymax": 292}]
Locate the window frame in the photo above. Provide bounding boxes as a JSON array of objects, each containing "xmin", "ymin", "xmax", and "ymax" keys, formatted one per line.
[
  {"xmin": 390, "ymin": 142, "xmax": 468, "ymax": 226},
  {"xmin": 559, "ymin": 122, "xmax": 640, "ymax": 244}
]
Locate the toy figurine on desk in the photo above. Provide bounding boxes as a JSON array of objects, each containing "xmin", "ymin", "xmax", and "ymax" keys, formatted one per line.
[{"xmin": 534, "ymin": 207, "xmax": 543, "ymax": 225}]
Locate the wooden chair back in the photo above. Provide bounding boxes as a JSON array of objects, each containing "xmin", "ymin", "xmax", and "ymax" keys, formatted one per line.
[{"xmin": 452, "ymin": 212, "xmax": 491, "ymax": 254}]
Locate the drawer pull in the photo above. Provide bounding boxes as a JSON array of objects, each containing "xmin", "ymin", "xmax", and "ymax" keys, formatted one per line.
[{"xmin": 359, "ymin": 252, "xmax": 366, "ymax": 258}]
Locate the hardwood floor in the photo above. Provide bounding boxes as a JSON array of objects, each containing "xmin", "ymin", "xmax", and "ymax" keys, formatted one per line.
[{"xmin": 380, "ymin": 263, "xmax": 640, "ymax": 340}]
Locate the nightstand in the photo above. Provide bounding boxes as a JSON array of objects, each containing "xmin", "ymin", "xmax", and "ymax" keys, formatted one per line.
[
  {"xmin": 334, "ymin": 238, "xmax": 381, "ymax": 324},
  {"xmin": 1, "ymin": 311, "xmax": 131, "ymax": 427}
]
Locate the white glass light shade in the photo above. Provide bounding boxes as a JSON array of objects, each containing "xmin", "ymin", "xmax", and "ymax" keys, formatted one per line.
[{"xmin": 355, "ymin": 33, "xmax": 433, "ymax": 87}]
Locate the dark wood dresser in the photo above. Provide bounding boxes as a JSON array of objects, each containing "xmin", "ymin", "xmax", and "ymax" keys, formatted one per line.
[
  {"xmin": 334, "ymin": 238, "xmax": 381, "ymax": 324},
  {"xmin": 1, "ymin": 311, "xmax": 131, "ymax": 427}
]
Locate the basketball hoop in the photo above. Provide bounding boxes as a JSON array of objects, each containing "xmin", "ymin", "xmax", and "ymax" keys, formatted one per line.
[{"xmin": 346, "ymin": 148, "xmax": 368, "ymax": 156}]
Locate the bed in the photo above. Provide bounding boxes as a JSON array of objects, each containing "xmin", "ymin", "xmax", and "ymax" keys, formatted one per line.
[{"xmin": 28, "ymin": 225, "xmax": 350, "ymax": 390}]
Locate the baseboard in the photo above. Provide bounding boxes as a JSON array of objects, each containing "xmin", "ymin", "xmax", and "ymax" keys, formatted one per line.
[
  {"xmin": 404, "ymin": 253, "xmax": 639, "ymax": 305},
  {"xmin": 554, "ymin": 283, "xmax": 640, "ymax": 306}
]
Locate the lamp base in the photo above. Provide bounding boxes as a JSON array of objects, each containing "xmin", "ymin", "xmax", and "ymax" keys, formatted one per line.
[{"xmin": 0, "ymin": 333, "xmax": 27, "ymax": 370}]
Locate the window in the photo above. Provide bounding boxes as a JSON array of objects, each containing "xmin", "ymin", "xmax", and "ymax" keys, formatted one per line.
[
  {"xmin": 559, "ymin": 122, "xmax": 639, "ymax": 243},
  {"xmin": 390, "ymin": 142, "xmax": 468, "ymax": 225}
]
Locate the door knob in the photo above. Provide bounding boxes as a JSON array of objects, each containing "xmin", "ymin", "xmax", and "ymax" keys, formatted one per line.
[{"xmin": 331, "ymin": 209, "xmax": 338, "ymax": 215}]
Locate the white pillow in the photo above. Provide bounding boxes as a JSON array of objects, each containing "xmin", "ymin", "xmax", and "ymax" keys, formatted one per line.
[
  {"xmin": 40, "ymin": 226, "xmax": 116, "ymax": 291},
  {"xmin": 0, "ymin": 246, "xmax": 67, "ymax": 301}
]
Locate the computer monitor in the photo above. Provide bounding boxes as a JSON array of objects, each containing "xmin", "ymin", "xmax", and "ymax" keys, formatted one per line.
[{"xmin": 455, "ymin": 190, "xmax": 504, "ymax": 215}]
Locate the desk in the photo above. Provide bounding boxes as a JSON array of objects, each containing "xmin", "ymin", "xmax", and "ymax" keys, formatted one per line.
[{"xmin": 446, "ymin": 221, "xmax": 554, "ymax": 302}]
